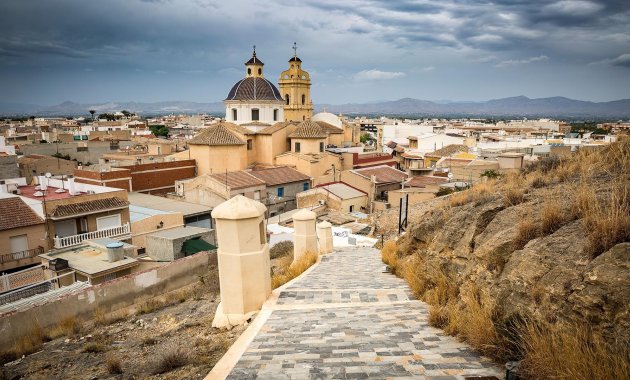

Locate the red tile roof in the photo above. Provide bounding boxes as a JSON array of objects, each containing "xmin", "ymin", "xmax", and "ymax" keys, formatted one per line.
[
  {"xmin": 353, "ymin": 165, "xmax": 408, "ymax": 184},
  {"xmin": 249, "ymin": 166, "xmax": 310, "ymax": 186},
  {"xmin": 50, "ymin": 197, "xmax": 129, "ymax": 218},
  {"xmin": 0, "ymin": 197, "xmax": 44, "ymax": 230},
  {"xmin": 209, "ymin": 171, "xmax": 265, "ymax": 190},
  {"xmin": 405, "ymin": 176, "xmax": 448, "ymax": 188}
]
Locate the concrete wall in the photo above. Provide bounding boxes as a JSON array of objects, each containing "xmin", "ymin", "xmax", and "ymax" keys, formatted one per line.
[
  {"xmin": 0, "ymin": 155, "xmax": 20, "ymax": 180},
  {"xmin": 146, "ymin": 230, "xmax": 214, "ymax": 261},
  {"xmin": 0, "ymin": 251, "xmax": 213, "ymax": 348},
  {"xmin": 19, "ymin": 157, "xmax": 77, "ymax": 184},
  {"xmin": 190, "ymin": 144, "xmax": 247, "ymax": 176},
  {"xmin": 130, "ymin": 213, "xmax": 184, "ymax": 251},
  {"xmin": 388, "ymin": 189, "xmax": 435, "ymax": 208}
]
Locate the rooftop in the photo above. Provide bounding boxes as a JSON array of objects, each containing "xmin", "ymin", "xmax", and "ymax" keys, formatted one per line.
[
  {"xmin": 0, "ymin": 196, "xmax": 44, "ymax": 230},
  {"xmin": 128, "ymin": 192, "xmax": 211, "ymax": 217},
  {"xmin": 316, "ymin": 182, "xmax": 366, "ymax": 200},
  {"xmin": 209, "ymin": 170, "xmax": 265, "ymax": 190},
  {"xmin": 426, "ymin": 144, "xmax": 470, "ymax": 157},
  {"xmin": 188, "ymin": 123, "xmax": 246, "ymax": 146},
  {"xmin": 148, "ymin": 225, "xmax": 212, "ymax": 240},
  {"xmin": 352, "ymin": 165, "xmax": 408, "ymax": 184},
  {"xmin": 288, "ymin": 120, "xmax": 328, "ymax": 139},
  {"xmin": 129, "ymin": 204, "xmax": 177, "ymax": 223},
  {"xmin": 50, "ymin": 197, "xmax": 129, "ymax": 219},
  {"xmin": 249, "ymin": 166, "xmax": 310, "ymax": 186},
  {"xmin": 405, "ymin": 176, "xmax": 449, "ymax": 188},
  {"xmin": 40, "ymin": 244, "xmax": 138, "ymax": 276}
]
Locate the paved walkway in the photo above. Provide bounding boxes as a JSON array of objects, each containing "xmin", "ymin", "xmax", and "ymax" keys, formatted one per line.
[{"xmin": 211, "ymin": 247, "xmax": 504, "ymax": 380}]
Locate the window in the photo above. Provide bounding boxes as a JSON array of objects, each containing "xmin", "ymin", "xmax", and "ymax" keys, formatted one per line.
[
  {"xmin": 273, "ymin": 109, "xmax": 278, "ymax": 121},
  {"xmin": 349, "ymin": 205, "xmax": 354, "ymax": 212},
  {"xmin": 251, "ymin": 109, "xmax": 259, "ymax": 121},
  {"xmin": 294, "ymin": 142, "xmax": 301, "ymax": 153},
  {"xmin": 277, "ymin": 187, "xmax": 284, "ymax": 197},
  {"xmin": 9, "ymin": 234, "xmax": 28, "ymax": 253},
  {"xmin": 285, "ymin": 94, "xmax": 290, "ymax": 105},
  {"xmin": 303, "ymin": 182, "xmax": 309, "ymax": 191},
  {"xmin": 247, "ymin": 139, "xmax": 253, "ymax": 150},
  {"xmin": 247, "ymin": 68, "xmax": 251, "ymax": 75},
  {"xmin": 232, "ymin": 108, "xmax": 237, "ymax": 121},
  {"xmin": 254, "ymin": 190, "xmax": 260, "ymax": 200},
  {"xmin": 96, "ymin": 214, "xmax": 121, "ymax": 230},
  {"xmin": 258, "ymin": 68, "xmax": 262, "ymax": 75},
  {"xmin": 320, "ymin": 142, "xmax": 324, "ymax": 152},
  {"xmin": 301, "ymin": 94, "xmax": 305, "ymax": 105}
]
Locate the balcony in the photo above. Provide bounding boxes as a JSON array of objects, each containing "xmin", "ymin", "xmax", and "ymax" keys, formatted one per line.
[
  {"xmin": 53, "ymin": 223, "xmax": 131, "ymax": 249},
  {"xmin": 0, "ymin": 247, "xmax": 45, "ymax": 266}
]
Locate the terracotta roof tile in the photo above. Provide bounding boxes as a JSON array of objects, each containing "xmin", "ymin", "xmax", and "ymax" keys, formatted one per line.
[
  {"xmin": 353, "ymin": 165, "xmax": 408, "ymax": 184},
  {"xmin": 427, "ymin": 144, "xmax": 469, "ymax": 157},
  {"xmin": 0, "ymin": 197, "xmax": 44, "ymax": 230},
  {"xmin": 249, "ymin": 166, "xmax": 310, "ymax": 186},
  {"xmin": 51, "ymin": 197, "xmax": 129, "ymax": 218},
  {"xmin": 258, "ymin": 121, "xmax": 297, "ymax": 135},
  {"xmin": 289, "ymin": 120, "xmax": 328, "ymax": 139},
  {"xmin": 314, "ymin": 121, "xmax": 343, "ymax": 134},
  {"xmin": 209, "ymin": 171, "xmax": 265, "ymax": 190},
  {"xmin": 405, "ymin": 176, "xmax": 448, "ymax": 188},
  {"xmin": 188, "ymin": 123, "xmax": 246, "ymax": 146}
]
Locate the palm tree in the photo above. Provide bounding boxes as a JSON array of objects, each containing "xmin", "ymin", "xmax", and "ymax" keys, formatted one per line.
[{"xmin": 89, "ymin": 109, "xmax": 95, "ymax": 120}]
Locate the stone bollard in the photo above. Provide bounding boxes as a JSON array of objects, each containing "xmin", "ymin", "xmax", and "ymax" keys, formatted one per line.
[
  {"xmin": 292, "ymin": 208, "xmax": 318, "ymax": 263},
  {"xmin": 211, "ymin": 195, "xmax": 271, "ymax": 328},
  {"xmin": 316, "ymin": 221, "xmax": 333, "ymax": 254}
]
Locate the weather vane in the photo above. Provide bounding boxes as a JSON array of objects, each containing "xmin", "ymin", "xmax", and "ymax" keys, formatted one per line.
[
  {"xmin": 293, "ymin": 42, "xmax": 297, "ymax": 58},
  {"xmin": 253, "ymin": 45, "xmax": 256, "ymax": 56}
]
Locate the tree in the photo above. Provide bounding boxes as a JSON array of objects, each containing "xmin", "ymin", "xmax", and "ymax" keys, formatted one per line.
[
  {"xmin": 89, "ymin": 109, "xmax": 96, "ymax": 120},
  {"xmin": 360, "ymin": 133, "xmax": 374, "ymax": 144},
  {"xmin": 149, "ymin": 125, "xmax": 169, "ymax": 137}
]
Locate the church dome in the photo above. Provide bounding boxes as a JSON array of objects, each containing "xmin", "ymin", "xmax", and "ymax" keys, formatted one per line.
[{"xmin": 225, "ymin": 77, "xmax": 283, "ymax": 101}]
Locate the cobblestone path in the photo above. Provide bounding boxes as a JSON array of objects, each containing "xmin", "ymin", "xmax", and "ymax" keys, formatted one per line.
[{"xmin": 223, "ymin": 247, "xmax": 504, "ymax": 379}]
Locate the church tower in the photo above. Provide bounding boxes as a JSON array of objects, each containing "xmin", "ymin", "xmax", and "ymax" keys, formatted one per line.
[{"xmin": 279, "ymin": 43, "xmax": 313, "ymax": 122}]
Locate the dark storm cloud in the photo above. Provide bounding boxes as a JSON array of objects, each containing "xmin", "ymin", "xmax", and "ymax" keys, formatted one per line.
[{"xmin": 0, "ymin": 0, "xmax": 628, "ymax": 104}]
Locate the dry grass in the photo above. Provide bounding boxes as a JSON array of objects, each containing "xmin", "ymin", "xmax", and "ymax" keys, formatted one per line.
[
  {"xmin": 401, "ymin": 255, "xmax": 430, "ymax": 299},
  {"xmin": 137, "ymin": 297, "xmax": 166, "ymax": 315},
  {"xmin": 518, "ymin": 321, "xmax": 630, "ymax": 380},
  {"xmin": 513, "ymin": 213, "xmax": 540, "ymax": 250},
  {"xmin": 380, "ymin": 240, "xmax": 399, "ymax": 270},
  {"xmin": 502, "ymin": 184, "xmax": 526, "ymax": 206},
  {"xmin": 446, "ymin": 181, "xmax": 496, "ymax": 208},
  {"xmin": 47, "ymin": 316, "xmax": 82, "ymax": 339},
  {"xmin": 105, "ymin": 353, "xmax": 123, "ymax": 374},
  {"xmin": 578, "ymin": 182, "xmax": 630, "ymax": 257},
  {"xmin": 83, "ymin": 342, "xmax": 108, "ymax": 353},
  {"xmin": 271, "ymin": 250, "xmax": 318, "ymax": 289},
  {"xmin": 1, "ymin": 325, "xmax": 45, "ymax": 363},
  {"xmin": 93, "ymin": 308, "xmax": 127, "ymax": 327},
  {"xmin": 149, "ymin": 343, "xmax": 189, "ymax": 374},
  {"xmin": 540, "ymin": 200, "xmax": 566, "ymax": 235},
  {"xmin": 270, "ymin": 241, "xmax": 293, "ymax": 259}
]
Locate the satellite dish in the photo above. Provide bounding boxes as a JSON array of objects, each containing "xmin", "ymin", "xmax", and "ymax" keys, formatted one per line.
[
  {"xmin": 45, "ymin": 172, "xmax": 52, "ymax": 178},
  {"xmin": 447, "ymin": 172, "xmax": 453, "ymax": 179}
]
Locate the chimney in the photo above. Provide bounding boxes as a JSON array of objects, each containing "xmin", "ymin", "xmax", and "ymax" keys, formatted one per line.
[
  {"xmin": 38, "ymin": 175, "xmax": 48, "ymax": 191},
  {"xmin": 68, "ymin": 175, "xmax": 76, "ymax": 195}
]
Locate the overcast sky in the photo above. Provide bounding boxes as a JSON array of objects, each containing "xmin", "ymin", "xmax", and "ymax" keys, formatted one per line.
[{"xmin": 1, "ymin": 0, "xmax": 629, "ymax": 105}]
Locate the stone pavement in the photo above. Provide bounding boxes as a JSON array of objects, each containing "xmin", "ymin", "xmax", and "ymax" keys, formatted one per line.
[{"xmin": 212, "ymin": 246, "xmax": 504, "ymax": 380}]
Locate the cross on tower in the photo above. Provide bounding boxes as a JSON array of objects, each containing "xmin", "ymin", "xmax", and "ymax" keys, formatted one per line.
[
  {"xmin": 293, "ymin": 42, "xmax": 297, "ymax": 58},
  {"xmin": 253, "ymin": 45, "xmax": 256, "ymax": 56}
]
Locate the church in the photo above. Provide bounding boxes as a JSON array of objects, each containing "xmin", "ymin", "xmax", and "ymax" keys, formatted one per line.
[{"xmin": 187, "ymin": 46, "xmax": 360, "ymax": 184}]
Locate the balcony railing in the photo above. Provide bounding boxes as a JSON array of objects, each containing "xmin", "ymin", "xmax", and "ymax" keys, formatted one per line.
[
  {"xmin": 0, "ymin": 247, "xmax": 45, "ymax": 265},
  {"xmin": 53, "ymin": 223, "xmax": 131, "ymax": 249}
]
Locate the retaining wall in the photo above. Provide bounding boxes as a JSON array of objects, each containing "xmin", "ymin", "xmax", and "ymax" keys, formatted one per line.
[{"xmin": 0, "ymin": 251, "xmax": 215, "ymax": 349}]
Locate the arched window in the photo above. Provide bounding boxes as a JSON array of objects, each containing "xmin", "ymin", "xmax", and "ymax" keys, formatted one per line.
[
  {"xmin": 232, "ymin": 108, "xmax": 237, "ymax": 121},
  {"xmin": 258, "ymin": 68, "xmax": 262, "ymax": 75},
  {"xmin": 285, "ymin": 94, "xmax": 290, "ymax": 105},
  {"xmin": 301, "ymin": 94, "xmax": 305, "ymax": 105},
  {"xmin": 247, "ymin": 68, "xmax": 251, "ymax": 75},
  {"xmin": 273, "ymin": 109, "xmax": 278, "ymax": 121}
]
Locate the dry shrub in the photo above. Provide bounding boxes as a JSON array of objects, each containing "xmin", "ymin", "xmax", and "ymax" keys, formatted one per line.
[
  {"xmin": 424, "ymin": 270, "xmax": 458, "ymax": 307},
  {"xmin": 270, "ymin": 241, "xmax": 293, "ymax": 259},
  {"xmin": 518, "ymin": 321, "xmax": 630, "ymax": 380},
  {"xmin": 83, "ymin": 342, "xmax": 107, "ymax": 353},
  {"xmin": 380, "ymin": 240, "xmax": 398, "ymax": 269},
  {"xmin": 513, "ymin": 213, "xmax": 540, "ymax": 250},
  {"xmin": 93, "ymin": 308, "xmax": 127, "ymax": 327},
  {"xmin": 47, "ymin": 316, "xmax": 82, "ymax": 339},
  {"xmin": 149, "ymin": 343, "xmax": 189, "ymax": 374},
  {"xmin": 540, "ymin": 200, "xmax": 566, "ymax": 235},
  {"xmin": 401, "ymin": 255, "xmax": 430, "ymax": 299},
  {"xmin": 527, "ymin": 172, "xmax": 547, "ymax": 189},
  {"xmin": 455, "ymin": 285, "xmax": 501, "ymax": 356},
  {"xmin": 105, "ymin": 353, "xmax": 123, "ymax": 374},
  {"xmin": 448, "ymin": 190, "xmax": 472, "ymax": 207},
  {"xmin": 271, "ymin": 250, "xmax": 318, "ymax": 289},
  {"xmin": 580, "ymin": 182, "xmax": 630, "ymax": 257},
  {"xmin": 503, "ymin": 185, "xmax": 526, "ymax": 206},
  {"xmin": 2, "ymin": 325, "xmax": 45, "ymax": 362},
  {"xmin": 137, "ymin": 297, "xmax": 165, "ymax": 315}
]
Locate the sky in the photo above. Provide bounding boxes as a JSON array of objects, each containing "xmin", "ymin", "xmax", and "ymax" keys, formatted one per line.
[{"xmin": 0, "ymin": 0, "xmax": 629, "ymax": 106}]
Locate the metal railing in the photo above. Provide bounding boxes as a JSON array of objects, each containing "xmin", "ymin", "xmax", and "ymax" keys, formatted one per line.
[
  {"xmin": 0, "ymin": 246, "xmax": 44, "ymax": 265},
  {"xmin": 0, "ymin": 265, "xmax": 46, "ymax": 293},
  {"xmin": 53, "ymin": 223, "xmax": 131, "ymax": 249}
]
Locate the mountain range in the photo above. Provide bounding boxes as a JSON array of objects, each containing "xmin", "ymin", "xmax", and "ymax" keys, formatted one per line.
[{"xmin": 1, "ymin": 96, "xmax": 629, "ymax": 119}]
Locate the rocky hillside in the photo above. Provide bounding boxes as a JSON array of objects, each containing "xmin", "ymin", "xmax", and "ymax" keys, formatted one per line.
[{"xmin": 383, "ymin": 140, "xmax": 630, "ymax": 379}]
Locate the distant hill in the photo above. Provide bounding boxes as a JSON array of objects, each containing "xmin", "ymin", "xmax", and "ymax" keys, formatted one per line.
[
  {"xmin": 1, "ymin": 96, "xmax": 629, "ymax": 119},
  {"xmin": 0, "ymin": 101, "xmax": 225, "ymax": 117},
  {"xmin": 316, "ymin": 96, "xmax": 630, "ymax": 119}
]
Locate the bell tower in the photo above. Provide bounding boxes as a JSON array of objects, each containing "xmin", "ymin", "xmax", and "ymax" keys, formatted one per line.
[{"xmin": 278, "ymin": 43, "xmax": 313, "ymax": 122}]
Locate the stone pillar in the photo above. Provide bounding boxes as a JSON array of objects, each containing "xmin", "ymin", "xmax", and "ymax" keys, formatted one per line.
[
  {"xmin": 211, "ymin": 195, "xmax": 271, "ymax": 328},
  {"xmin": 317, "ymin": 221, "xmax": 333, "ymax": 254},
  {"xmin": 292, "ymin": 209, "xmax": 317, "ymax": 263}
]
